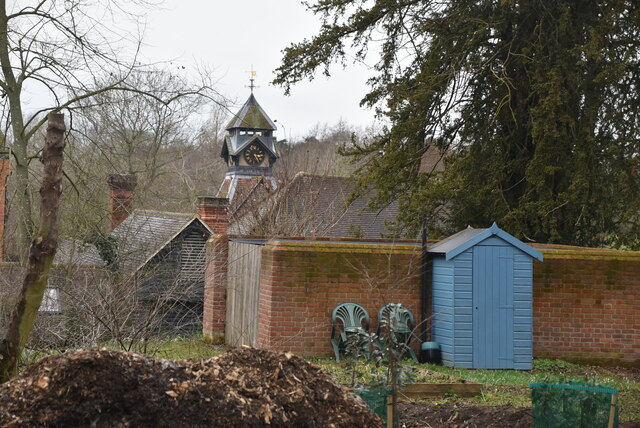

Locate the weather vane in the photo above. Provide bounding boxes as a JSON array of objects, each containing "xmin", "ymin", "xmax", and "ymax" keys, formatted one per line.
[{"xmin": 246, "ymin": 66, "xmax": 259, "ymax": 93}]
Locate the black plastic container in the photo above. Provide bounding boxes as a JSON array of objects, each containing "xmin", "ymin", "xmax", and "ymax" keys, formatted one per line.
[{"xmin": 420, "ymin": 341, "xmax": 441, "ymax": 364}]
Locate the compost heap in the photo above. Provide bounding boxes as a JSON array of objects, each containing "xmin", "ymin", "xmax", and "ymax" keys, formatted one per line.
[{"xmin": 0, "ymin": 347, "xmax": 381, "ymax": 427}]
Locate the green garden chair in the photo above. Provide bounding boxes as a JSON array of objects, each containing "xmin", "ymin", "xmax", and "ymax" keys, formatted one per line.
[
  {"xmin": 331, "ymin": 302, "xmax": 370, "ymax": 361},
  {"xmin": 376, "ymin": 303, "xmax": 420, "ymax": 362}
]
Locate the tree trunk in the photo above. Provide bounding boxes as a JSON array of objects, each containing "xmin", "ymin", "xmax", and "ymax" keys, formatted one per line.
[
  {"xmin": 0, "ymin": 1, "xmax": 33, "ymax": 256},
  {"xmin": 0, "ymin": 113, "xmax": 66, "ymax": 383}
]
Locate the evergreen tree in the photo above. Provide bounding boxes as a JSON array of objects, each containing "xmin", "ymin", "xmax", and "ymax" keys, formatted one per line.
[{"xmin": 274, "ymin": 0, "xmax": 640, "ymax": 247}]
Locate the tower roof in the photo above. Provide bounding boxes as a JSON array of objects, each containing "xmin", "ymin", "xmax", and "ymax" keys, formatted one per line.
[{"xmin": 226, "ymin": 94, "xmax": 277, "ymax": 130}]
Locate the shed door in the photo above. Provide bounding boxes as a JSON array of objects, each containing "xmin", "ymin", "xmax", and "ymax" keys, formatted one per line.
[{"xmin": 472, "ymin": 245, "xmax": 514, "ymax": 369}]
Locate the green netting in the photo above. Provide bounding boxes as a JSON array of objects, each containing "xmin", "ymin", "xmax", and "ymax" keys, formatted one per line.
[
  {"xmin": 530, "ymin": 382, "xmax": 619, "ymax": 428},
  {"xmin": 355, "ymin": 386, "xmax": 391, "ymax": 420}
]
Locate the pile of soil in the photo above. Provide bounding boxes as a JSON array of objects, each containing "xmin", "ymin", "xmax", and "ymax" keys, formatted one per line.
[
  {"xmin": 0, "ymin": 348, "xmax": 381, "ymax": 427},
  {"xmin": 399, "ymin": 402, "xmax": 531, "ymax": 428}
]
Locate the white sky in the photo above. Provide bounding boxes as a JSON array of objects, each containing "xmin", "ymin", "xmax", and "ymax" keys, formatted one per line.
[{"xmin": 141, "ymin": 0, "xmax": 378, "ymax": 139}]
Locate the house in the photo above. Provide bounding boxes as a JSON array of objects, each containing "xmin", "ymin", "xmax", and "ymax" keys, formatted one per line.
[
  {"xmin": 33, "ymin": 175, "xmax": 213, "ymax": 337},
  {"xmin": 212, "ymin": 91, "xmax": 401, "ymax": 239},
  {"xmin": 108, "ymin": 209, "xmax": 212, "ymax": 334}
]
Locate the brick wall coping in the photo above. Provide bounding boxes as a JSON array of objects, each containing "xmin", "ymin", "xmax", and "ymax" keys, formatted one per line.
[
  {"xmin": 211, "ymin": 233, "xmax": 640, "ymax": 260},
  {"xmin": 227, "ymin": 234, "xmax": 424, "ymax": 244},
  {"xmin": 537, "ymin": 247, "xmax": 640, "ymax": 261},
  {"xmin": 263, "ymin": 239, "xmax": 421, "ymax": 254}
]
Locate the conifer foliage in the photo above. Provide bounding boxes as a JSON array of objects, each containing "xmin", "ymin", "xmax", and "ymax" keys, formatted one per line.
[{"xmin": 275, "ymin": 0, "xmax": 640, "ymax": 247}]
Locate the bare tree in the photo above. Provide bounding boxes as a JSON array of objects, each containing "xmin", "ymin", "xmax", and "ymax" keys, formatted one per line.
[
  {"xmin": 56, "ymin": 70, "xmax": 228, "ymax": 240},
  {"xmin": 274, "ymin": 120, "xmax": 366, "ymax": 182},
  {"xmin": 0, "ymin": 0, "xmax": 221, "ymax": 255}
]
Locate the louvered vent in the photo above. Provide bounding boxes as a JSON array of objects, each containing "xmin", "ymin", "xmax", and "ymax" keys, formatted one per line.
[{"xmin": 177, "ymin": 229, "xmax": 207, "ymax": 298}]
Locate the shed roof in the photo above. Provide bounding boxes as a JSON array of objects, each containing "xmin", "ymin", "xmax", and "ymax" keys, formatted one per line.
[
  {"xmin": 110, "ymin": 210, "xmax": 212, "ymax": 275},
  {"xmin": 429, "ymin": 223, "xmax": 543, "ymax": 261},
  {"xmin": 225, "ymin": 94, "xmax": 277, "ymax": 130}
]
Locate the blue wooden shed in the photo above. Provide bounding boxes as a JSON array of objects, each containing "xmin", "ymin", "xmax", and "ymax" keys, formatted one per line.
[{"xmin": 429, "ymin": 223, "xmax": 543, "ymax": 370}]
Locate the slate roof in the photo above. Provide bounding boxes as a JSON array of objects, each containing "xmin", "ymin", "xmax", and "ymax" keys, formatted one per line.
[
  {"xmin": 225, "ymin": 94, "xmax": 277, "ymax": 130},
  {"xmin": 110, "ymin": 210, "xmax": 212, "ymax": 275},
  {"xmin": 53, "ymin": 239, "xmax": 104, "ymax": 266},
  {"xmin": 223, "ymin": 134, "xmax": 278, "ymax": 158}
]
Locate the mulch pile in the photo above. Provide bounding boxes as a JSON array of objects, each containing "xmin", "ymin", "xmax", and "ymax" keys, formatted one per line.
[{"xmin": 0, "ymin": 348, "xmax": 381, "ymax": 427}]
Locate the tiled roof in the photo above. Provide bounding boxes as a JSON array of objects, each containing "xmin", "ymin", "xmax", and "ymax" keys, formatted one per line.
[
  {"xmin": 228, "ymin": 176, "xmax": 275, "ymax": 218},
  {"xmin": 53, "ymin": 239, "xmax": 104, "ymax": 266},
  {"xmin": 232, "ymin": 173, "xmax": 399, "ymax": 239},
  {"xmin": 110, "ymin": 210, "xmax": 210, "ymax": 275},
  {"xmin": 419, "ymin": 143, "xmax": 446, "ymax": 174}
]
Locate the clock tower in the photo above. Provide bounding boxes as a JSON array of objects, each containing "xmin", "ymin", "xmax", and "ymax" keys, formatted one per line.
[{"xmin": 217, "ymin": 91, "xmax": 279, "ymax": 201}]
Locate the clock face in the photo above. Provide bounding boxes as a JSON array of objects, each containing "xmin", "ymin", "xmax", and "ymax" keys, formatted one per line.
[{"xmin": 244, "ymin": 144, "xmax": 265, "ymax": 165}]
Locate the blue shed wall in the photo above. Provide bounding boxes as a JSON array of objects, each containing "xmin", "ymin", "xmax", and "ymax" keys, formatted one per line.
[
  {"xmin": 512, "ymin": 249, "xmax": 533, "ymax": 370},
  {"xmin": 431, "ymin": 257, "xmax": 454, "ymax": 366},
  {"xmin": 453, "ymin": 249, "xmax": 473, "ymax": 368}
]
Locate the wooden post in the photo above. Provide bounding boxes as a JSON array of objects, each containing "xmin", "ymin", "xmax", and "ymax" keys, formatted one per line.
[
  {"xmin": 608, "ymin": 393, "xmax": 618, "ymax": 428},
  {"xmin": 386, "ymin": 395, "xmax": 393, "ymax": 428}
]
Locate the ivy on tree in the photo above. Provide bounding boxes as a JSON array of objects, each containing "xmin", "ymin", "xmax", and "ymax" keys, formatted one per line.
[{"xmin": 274, "ymin": 0, "xmax": 640, "ymax": 247}]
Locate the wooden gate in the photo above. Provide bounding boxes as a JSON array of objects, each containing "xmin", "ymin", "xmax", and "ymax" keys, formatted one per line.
[{"xmin": 225, "ymin": 241, "xmax": 263, "ymax": 346}]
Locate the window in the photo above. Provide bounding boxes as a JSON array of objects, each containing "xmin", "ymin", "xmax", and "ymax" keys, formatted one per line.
[{"xmin": 39, "ymin": 287, "xmax": 62, "ymax": 313}]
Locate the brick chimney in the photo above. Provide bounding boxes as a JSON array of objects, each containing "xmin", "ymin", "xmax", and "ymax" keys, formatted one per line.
[
  {"xmin": 0, "ymin": 149, "xmax": 9, "ymax": 261},
  {"xmin": 197, "ymin": 196, "xmax": 229, "ymax": 234},
  {"xmin": 107, "ymin": 174, "xmax": 137, "ymax": 232}
]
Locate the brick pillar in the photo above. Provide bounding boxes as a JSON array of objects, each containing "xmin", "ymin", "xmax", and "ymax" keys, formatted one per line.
[
  {"xmin": 203, "ymin": 234, "xmax": 228, "ymax": 342},
  {"xmin": 107, "ymin": 174, "xmax": 137, "ymax": 232},
  {"xmin": 197, "ymin": 196, "xmax": 228, "ymax": 234},
  {"xmin": 0, "ymin": 149, "xmax": 10, "ymax": 261}
]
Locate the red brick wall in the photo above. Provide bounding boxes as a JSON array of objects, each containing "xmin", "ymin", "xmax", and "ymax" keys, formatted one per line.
[
  {"xmin": 203, "ymin": 234, "xmax": 228, "ymax": 341},
  {"xmin": 533, "ymin": 248, "xmax": 640, "ymax": 366},
  {"xmin": 256, "ymin": 240, "xmax": 422, "ymax": 356},
  {"xmin": 203, "ymin": 238, "xmax": 640, "ymax": 365}
]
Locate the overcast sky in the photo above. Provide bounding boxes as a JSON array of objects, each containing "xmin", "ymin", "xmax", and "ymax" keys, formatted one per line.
[{"xmin": 141, "ymin": 0, "xmax": 378, "ymax": 139}]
